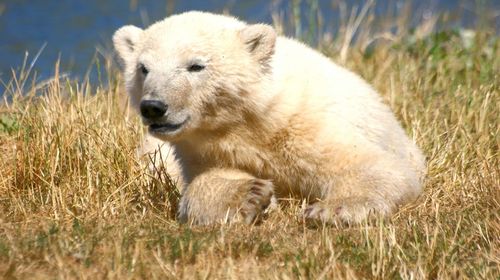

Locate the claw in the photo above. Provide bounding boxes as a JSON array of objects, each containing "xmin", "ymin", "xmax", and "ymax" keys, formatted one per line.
[{"xmin": 240, "ymin": 179, "xmax": 275, "ymax": 224}]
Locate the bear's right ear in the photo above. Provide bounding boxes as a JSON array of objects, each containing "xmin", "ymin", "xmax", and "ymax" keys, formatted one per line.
[{"xmin": 113, "ymin": 25, "xmax": 143, "ymax": 63}]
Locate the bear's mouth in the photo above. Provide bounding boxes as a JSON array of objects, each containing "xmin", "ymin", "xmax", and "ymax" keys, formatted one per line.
[{"xmin": 149, "ymin": 119, "xmax": 188, "ymax": 134}]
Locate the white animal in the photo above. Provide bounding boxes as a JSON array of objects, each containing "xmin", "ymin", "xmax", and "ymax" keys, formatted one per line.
[{"xmin": 113, "ymin": 11, "xmax": 426, "ymax": 225}]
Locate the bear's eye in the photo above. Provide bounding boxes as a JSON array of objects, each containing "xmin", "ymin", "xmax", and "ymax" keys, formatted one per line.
[
  {"xmin": 187, "ymin": 63, "xmax": 205, "ymax": 72},
  {"xmin": 139, "ymin": 64, "xmax": 149, "ymax": 75}
]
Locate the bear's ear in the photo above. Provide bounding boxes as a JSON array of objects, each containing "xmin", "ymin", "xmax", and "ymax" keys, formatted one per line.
[
  {"xmin": 113, "ymin": 25, "xmax": 143, "ymax": 63},
  {"xmin": 239, "ymin": 24, "xmax": 276, "ymax": 66}
]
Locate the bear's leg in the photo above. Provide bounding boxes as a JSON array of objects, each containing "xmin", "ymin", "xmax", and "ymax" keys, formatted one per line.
[
  {"xmin": 178, "ymin": 168, "xmax": 275, "ymax": 225},
  {"xmin": 303, "ymin": 160, "xmax": 420, "ymax": 226},
  {"xmin": 304, "ymin": 197, "xmax": 393, "ymax": 226},
  {"xmin": 137, "ymin": 133, "xmax": 185, "ymax": 190}
]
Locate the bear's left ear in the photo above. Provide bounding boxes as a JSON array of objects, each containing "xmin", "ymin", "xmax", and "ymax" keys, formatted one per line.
[
  {"xmin": 239, "ymin": 24, "xmax": 276, "ymax": 67},
  {"xmin": 113, "ymin": 25, "xmax": 143, "ymax": 64}
]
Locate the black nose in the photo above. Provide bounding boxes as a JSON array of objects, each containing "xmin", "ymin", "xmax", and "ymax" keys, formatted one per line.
[{"xmin": 140, "ymin": 100, "xmax": 168, "ymax": 119}]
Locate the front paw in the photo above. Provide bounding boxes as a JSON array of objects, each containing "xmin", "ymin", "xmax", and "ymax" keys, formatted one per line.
[{"xmin": 239, "ymin": 179, "xmax": 275, "ymax": 224}]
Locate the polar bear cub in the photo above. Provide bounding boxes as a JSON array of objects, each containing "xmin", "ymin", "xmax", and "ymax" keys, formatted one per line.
[{"xmin": 113, "ymin": 11, "xmax": 426, "ymax": 225}]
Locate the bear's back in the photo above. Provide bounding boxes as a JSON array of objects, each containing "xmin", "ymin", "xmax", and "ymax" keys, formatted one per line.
[{"xmin": 270, "ymin": 36, "xmax": 426, "ymax": 178}]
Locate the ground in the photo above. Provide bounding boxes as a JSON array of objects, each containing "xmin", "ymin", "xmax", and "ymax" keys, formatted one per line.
[{"xmin": 0, "ymin": 12, "xmax": 499, "ymax": 280}]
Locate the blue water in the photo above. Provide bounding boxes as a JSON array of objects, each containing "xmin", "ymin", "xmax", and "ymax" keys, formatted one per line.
[{"xmin": 0, "ymin": 0, "xmax": 498, "ymax": 94}]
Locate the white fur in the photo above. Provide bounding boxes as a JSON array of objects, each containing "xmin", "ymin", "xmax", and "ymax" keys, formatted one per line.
[{"xmin": 114, "ymin": 11, "xmax": 426, "ymax": 225}]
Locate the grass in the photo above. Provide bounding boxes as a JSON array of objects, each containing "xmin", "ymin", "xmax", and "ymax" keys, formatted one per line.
[{"xmin": 1, "ymin": 3, "xmax": 499, "ymax": 279}]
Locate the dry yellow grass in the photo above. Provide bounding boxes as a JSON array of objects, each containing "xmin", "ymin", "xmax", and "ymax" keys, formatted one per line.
[{"xmin": 1, "ymin": 6, "xmax": 499, "ymax": 279}]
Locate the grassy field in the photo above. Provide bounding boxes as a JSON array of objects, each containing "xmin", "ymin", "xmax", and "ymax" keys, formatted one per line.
[{"xmin": 1, "ymin": 5, "xmax": 499, "ymax": 280}]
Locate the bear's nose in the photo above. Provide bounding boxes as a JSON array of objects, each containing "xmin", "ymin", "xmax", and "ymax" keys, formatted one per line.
[{"xmin": 140, "ymin": 100, "xmax": 168, "ymax": 119}]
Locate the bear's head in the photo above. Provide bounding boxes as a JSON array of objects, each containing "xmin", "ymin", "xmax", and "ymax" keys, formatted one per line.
[{"xmin": 113, "ymin": 11, "xmax": 276, "ymax": 142}]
